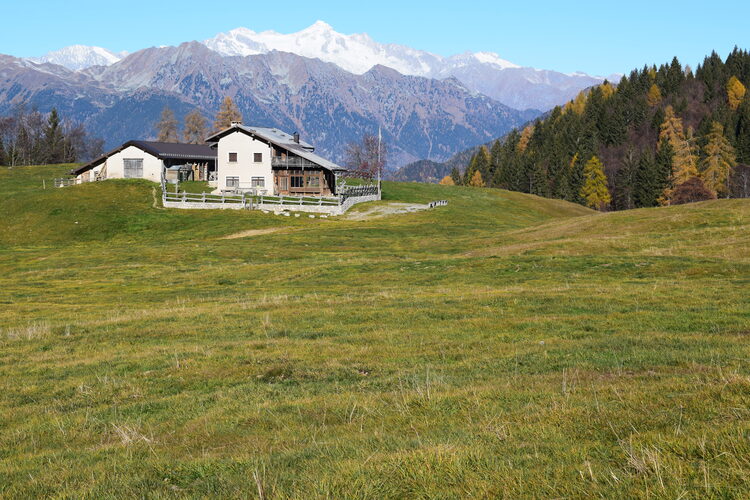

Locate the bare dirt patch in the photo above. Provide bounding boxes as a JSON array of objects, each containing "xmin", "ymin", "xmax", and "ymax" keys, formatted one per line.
[
  {"xmin": 345, "ymin": 202, "xmax": 430, "ymax": 221},
  {"xmin": 220, "ymin": 228, "xmax": 284, "ymax": 239}
]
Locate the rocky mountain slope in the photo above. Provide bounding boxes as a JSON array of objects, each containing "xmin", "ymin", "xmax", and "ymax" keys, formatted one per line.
[
  {"xmin": 0, "ymin": 44, "xmax": 537, "ymax": 168},
  {"xmin": 31, "ymin": 22, "xmax": 612, "ymax": 112},
  {"xmin": 33, "ymin": 45, "xmax": 127, "ymax": 71}
]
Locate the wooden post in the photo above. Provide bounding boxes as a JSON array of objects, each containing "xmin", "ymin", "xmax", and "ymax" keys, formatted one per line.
[{"xmin": 43, "ymin": 179, "xmax": 46, "ymax": 189}]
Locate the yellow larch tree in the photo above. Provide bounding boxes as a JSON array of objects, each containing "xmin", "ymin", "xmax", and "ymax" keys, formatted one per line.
[
  {"xmin": 658, "ymin": 105, "xmax": 698, "ymax": 202},
  {"xmin": 579, "ymin": 155, "xmax": 611, "ymax": 210},
  {"xmin": 647, "ymin": 84, "xmax": 662, "ymax": 107},
  {"xmin": 600, "ymin": 81, "xmax": 615, "ymax": 99},
  {"xmin": 727, "ymin": 76, "xmax": 747, "ymax": 110},
  {"xmin": 214, "ymin": 96, "xmax": 243, "ymax": 131},
  {"xmin": 564, "ymin": 91, "xmax": 587, "ymax": 115},
  {"xmin": 439, "ymin": 175, "xmax": 455, "ymax": 186},
  {"xmin": 468, "ymin": 170, "xmax": 485, "ymax": 187},
  {"xmin": 516, "ymin": 125, "xmax": 534, "ymax": 153},
  {"xmin": 701, "ymin": 121, "xmax": 736, "ymax": 197}
]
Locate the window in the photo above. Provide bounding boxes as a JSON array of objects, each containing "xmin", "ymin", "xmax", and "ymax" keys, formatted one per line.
[
  {"xmin": 279, "ymin": 177, "xmax": 288, "ymax": 191},
  {"xmin": 306, "ymin": 174, "xmax": 320, "ymax": 188},
  {"xmin": 290, "ymin": 175, "xmax": 304, "ymax": 188},
  {"xmin": 123, "ymin": 158, "xmax": 143, "ymax": 178},
  {"xmin": 251, "ymin": 176, "xmax": 265, "ymax": 188},
  {"xmin": 228, "ymin": 152, "xmax": 237, "ymax": 163},
  {"xmin": 253, "ymin": 153, "xmax": 263, "ymax": 163},
  {"xmin": 226, "ymin": 176, "xmax": 239, "ymax": 188}
]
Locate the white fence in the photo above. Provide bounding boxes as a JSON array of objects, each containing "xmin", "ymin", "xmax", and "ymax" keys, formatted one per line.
[
  {"xmin": 51, "ymin": 175, "xmax": 382, "ymax": 215},
  {"xmin": 162, "ymin": 186, "xmax": 381, "ymax": 215},
  {"xmin": 53, "ymin": 178, "xmax": 79, "ymax": 188}
]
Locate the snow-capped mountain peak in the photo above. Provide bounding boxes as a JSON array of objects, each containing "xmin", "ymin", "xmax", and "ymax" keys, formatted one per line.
[
  {"xmin": 33, "ymin": 45, "xmax": 127, "ymax": 71},
  {"xmin": 469, "ymin": 52, "xmax": 520, "ymax": 70},
  {"xmin": 23, "ymin": 21, "xmax": 611, "ymax": 111},
  {"xmin": 203, "ymin": 22, "xmax": 447, "ymax": 76}
]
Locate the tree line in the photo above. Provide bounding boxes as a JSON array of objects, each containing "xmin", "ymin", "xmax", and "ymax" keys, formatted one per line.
[
  {"xmin": 444, "ymin": 48, "xmax": 750, "ymax": 209},
  {"xmin": 155, "ymin": 97, "xmax": 242, "ymax": 144},
  {"xmin": 0, "ymin": 107, "xmax": 104, "ymax": 166}
]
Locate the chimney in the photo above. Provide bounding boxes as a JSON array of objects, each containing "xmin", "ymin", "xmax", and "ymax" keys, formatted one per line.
[{"xmin": 293, "ymin": 132, "xmax": 300, "ymax": 144}]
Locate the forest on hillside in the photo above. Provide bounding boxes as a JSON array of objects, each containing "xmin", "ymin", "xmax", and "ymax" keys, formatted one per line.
[
  {"xmin": 452, "ymin": 48, "xmax": 750, "ymax": 209},
  {"xmin": 0, "ymin": 108, "xmax": 103, "ymax": 166}
]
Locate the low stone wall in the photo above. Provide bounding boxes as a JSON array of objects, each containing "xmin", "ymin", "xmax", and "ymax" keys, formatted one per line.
[
  {"xmin": 163, "ymin": 200, "xmax": 248, "ymax": 210},
  {"xmin": 257, "ymin": 203, "xmax": 344, "ymax": 215},
  {"xmin": 340, "ymin": 193, "xmax": 381, "ymax": 213},
  {"xmin": 258, "ymin": 192, "xmax": 381, "ymax": 216}
]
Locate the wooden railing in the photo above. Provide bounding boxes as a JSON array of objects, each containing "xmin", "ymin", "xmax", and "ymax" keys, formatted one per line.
[
  {"xmin": 163, "ymin": 191, "xmax": 248, "ymax": 205},
  {"xmin": 258, "ymin": 195, "xmax": 340, "ymax": 206},
  {"xmin": 162, "ymin": 191, "xmax": 341, "ymax": 208}
]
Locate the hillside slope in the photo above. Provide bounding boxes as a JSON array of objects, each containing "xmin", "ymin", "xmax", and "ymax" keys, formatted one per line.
[{"xmin": 1, "ymin": 166, "xmax": 749, "ymax": 498}]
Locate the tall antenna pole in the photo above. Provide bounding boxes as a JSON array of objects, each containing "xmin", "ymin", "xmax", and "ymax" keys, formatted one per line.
[{"xmin": 377, "ymin": 126, "xmax": 382, "ymax": 195}]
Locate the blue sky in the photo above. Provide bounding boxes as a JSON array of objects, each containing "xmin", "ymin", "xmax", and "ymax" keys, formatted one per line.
[{"xmin": 0, "ymin": 0, "xmax": 747, "ymax": 76}]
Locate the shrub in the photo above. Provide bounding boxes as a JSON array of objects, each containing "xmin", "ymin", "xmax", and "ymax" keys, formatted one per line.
[{"xmin": 671, "ymin": 176, "xmax": 716, "ymax": 205}]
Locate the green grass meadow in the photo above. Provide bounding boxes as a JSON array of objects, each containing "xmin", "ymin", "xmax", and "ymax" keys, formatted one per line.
[{"xmin": 1, "ymin": 165, "xmax": 749, "ymax": 498}]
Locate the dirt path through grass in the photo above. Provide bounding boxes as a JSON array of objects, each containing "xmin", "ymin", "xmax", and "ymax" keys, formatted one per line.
[{"xmin": 220, "ymin": 227, "xmax": 284, "ymax": 239}]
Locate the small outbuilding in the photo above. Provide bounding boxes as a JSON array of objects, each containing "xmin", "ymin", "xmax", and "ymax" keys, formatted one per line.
[{"xmin": 71, "ymin": 141, "xmax": 217, "ymax": 184}]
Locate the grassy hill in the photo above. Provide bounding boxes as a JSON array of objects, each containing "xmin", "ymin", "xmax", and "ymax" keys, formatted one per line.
[{"xmin": 1, "ymin": 165, "xmax": 749, "ymax": 498}]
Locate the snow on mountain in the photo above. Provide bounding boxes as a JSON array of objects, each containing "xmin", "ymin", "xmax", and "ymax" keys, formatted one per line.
[
  {"xmin": 20, "ymin": 21, "xmax": 611, "ymax": 112},
  {"xmin": 34, "ymin": 45, "xmax": 128, "ymax": 71},
  {"xmin": 203, "ymin": 21, "xmax": 607, "ymax": 110},
  {"xmin": 204, "ymin": 20, "xmax": 445, "ymax": 77},
  {"xmin": 448, "ymin": 52, "xmax": 520, "ymax": 70}
]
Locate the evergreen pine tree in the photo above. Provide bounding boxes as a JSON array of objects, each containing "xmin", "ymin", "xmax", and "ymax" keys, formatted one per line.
[
  {"xmin": 43, "ymin": 108, "xmax": 64, "ymax": 164},
  {"xmin": 614, "ymin": 149, "xmax": 638, "ymax": 210},
  {"xmin": 474, "ymin": 145, "xmax": 491, "ymax": 183},
  {"xmin": 580, "ymin": 155, "xmax": 611, "ymax": 210},
  {"xmin": 450, "ymin": 167, "xmax": 462, "ymax": 185},
  {"xmin": 633, "ymin": 150, "xmax": 663, "ymax": 207},
  {"xmin": 463, "ymin": 153, "xmax": 478, "ymax": 185},
  {"xmin": 568, "ymin": 153, "xmax": 585, "ymax": 204},
  {"xmin": 490, "ymin": 139, "xmax": 503, "ymax": 186},
  {"xmin": 735, "ymin": 99, "xmax": 750, "ymax": 163}
]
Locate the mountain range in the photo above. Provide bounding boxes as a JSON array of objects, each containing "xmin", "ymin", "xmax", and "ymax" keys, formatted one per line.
[{"xmin": 2, "ymin": 22, "xmax": 612, "ymax": 168}]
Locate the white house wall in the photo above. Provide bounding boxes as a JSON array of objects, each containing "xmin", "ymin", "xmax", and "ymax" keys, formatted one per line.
[
  {"xmin": 104, "ymin": 146, "xmax": 163, "ymax": 182},
  {"xmin": 217, "ymin": 131, "xmax": 273, "ymax": 193},
  {"xmin": 76, "ymin": 146, "xmax": 163, "ymax": 183}
]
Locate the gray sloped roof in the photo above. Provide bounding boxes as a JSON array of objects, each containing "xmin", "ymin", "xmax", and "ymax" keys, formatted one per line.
[
  {"xmin": 71, "ymin": 140, "xmax": 216, "ymax": 175},
  {"xmin": 206, "ymin": 124, "xmax": 346, "ymax": 172},
  {"xmin": 129, "ymin": 141, "xmax": 216, "ymax": 160}
]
